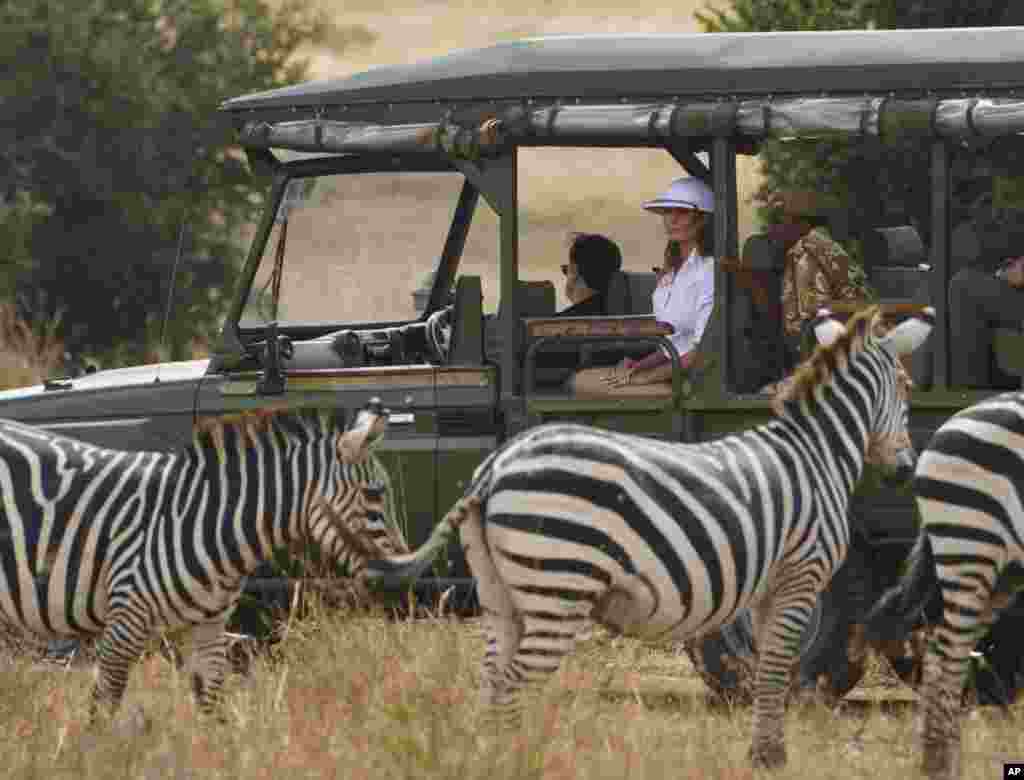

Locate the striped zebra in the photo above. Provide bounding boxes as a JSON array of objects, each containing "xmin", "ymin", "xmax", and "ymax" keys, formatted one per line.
[
  {"xmin": 865, "ymin": 392, "xmax": 1024, "ymax": 779},
  {"xmin": 0, "ymin": 400, "xmax": 447, "ymax": 721},
  {"xmin": 441, "ymin": 306, "xmax": 931, "ymax": 768}
]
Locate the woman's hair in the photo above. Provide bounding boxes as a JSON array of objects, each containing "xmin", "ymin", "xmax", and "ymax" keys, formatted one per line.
[{"xmin": 664, "ymin": 212, "xmax": 714, "ymax": 266}]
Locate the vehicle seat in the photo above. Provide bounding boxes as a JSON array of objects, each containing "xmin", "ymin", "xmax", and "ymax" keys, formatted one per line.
[
  {"xmin": 605, "ymin": 271, "xmax": 657, "ymax": 316},
  {"xmin": 499, "ymin": 280, "xmax": 557, "ymax": 320},
  {"xmin": 862, "ymin": 225, "xmax": 930, "ymax": 299},
  {"xmin": 731, "ymin": 233, "xmax": 787, "ymax": 393},
  {"xmin": 860, "ymin": 225, "xmax": 936, "ymax": 388},
  {"xmin": 447, "ymin": 275, "xmax": 484, "ymax": 365},
  {"xmin": 485, "ymin": 279, "xmax": 557, "ymax": 366},
  {"xmin": 950, "ymin": 221, "xmax": 1024, "ymax": 388}
]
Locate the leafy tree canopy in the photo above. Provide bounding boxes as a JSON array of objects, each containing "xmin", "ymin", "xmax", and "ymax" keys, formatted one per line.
[
  {"xmin": 0, "ymin": 0, "xmax": 374, "ymax": 364},
  {"xmin": 697, "ymin": 0, "xmax": 1024, "ymax": 257}
]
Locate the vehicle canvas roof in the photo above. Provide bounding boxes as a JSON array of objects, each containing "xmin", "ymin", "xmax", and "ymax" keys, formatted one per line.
[{"xmin": 222, "ymin": 28, "xmax": 1024, "ymax": 120}]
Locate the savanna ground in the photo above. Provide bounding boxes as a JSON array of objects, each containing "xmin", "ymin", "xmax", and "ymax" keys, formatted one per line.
[{"xmin": 0, "ymin": 596, "xmax": 1020, "ymax": 780}]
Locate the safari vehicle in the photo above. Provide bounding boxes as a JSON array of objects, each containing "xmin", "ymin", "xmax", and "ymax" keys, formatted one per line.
[{"xmin": 4, "ymin": 27, "xmax": 1024, "ymax": 701}]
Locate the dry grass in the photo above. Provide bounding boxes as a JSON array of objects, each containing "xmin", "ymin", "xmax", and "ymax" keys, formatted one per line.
[
  {"xmin": 1, "ymin": 600, "xmax": 1020, "ymax": 780},
  {"xmin": 0, "ymin": 303, "xmax": 64, "ymax": 391}
]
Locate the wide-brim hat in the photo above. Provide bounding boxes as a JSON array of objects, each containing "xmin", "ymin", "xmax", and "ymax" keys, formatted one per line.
[{"xmin": 642, "ymin": 177, "xmax": 714, "ymax": 214}]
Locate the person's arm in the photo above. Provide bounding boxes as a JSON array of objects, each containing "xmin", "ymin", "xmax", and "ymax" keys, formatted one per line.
[{"xmin": 611, "ymin": 263, "xmax": 713, "ymax": 386}]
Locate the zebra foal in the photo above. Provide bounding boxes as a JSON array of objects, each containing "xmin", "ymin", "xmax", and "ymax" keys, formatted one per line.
[
  {"xmin": 866, "ymin": 392, "xmax": 1024, "ymax": 779},
  {"xmin": 0, "ymin": 399, "xmax": 439, "ymax": 721},
  {"xmin": 444, "ymin": 306, "xmax": 931, "ymax": 768}
]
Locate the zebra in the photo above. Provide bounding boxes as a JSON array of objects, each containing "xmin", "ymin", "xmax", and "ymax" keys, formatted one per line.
[
  {"xmin": 865, "ymin": 392, "xmax": 1024, "ymax": 780},
  {"xmin": 0, "ymin": 399, "xmax": 449, "ymax": 721},
  {"xmin": 438, "ymin": 306, "xmax": 931, "ymax": 768}
]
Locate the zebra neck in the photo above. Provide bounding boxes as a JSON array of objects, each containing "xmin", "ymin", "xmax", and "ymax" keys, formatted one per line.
[
  {"xmin": 158, "ymin": 430, "xmax": 327, "ymax": 582},
  {"xmin": 781, "ymin": 393, "xmax": 868, "ymax": 498}
]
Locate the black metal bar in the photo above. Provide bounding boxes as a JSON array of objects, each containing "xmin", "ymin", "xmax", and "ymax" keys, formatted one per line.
[
  {"xmin": 281, "ymin": 153, "xmax": 455, "ymax": 178},
  {"xmin": 666, "ymin": 143, "xmax": 712, "ymax": 184},
  {"xmin": 711, "ymin": 137, "xmax": 738, "ymax": 393},
  {"xmin": 930, "ymin": 140, "xmax": 950, "ymax": 389},
  {"xmin": 426, "ymin": 181, "xmax": 480, "ymax": 317},
  {"xmin": 220, "ymin": 172, "xmax": 291, "ymax": 356},
  {"xmin": 497, "ymin": 151, "xmax": 521, "ymax": 403},
  {"xmin": 522, "ymin": 333, "xmax": 683, "ymax": 401}
]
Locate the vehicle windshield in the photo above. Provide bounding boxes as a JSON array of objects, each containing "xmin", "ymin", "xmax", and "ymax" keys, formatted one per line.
[{"xmin": 239, "ymin": 171, "xmax": 465, "ymax": 328}]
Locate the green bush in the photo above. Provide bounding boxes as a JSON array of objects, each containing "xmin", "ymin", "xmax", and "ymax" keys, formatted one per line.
[
  {"xmin": 0, "ymin": 0, "xmax": 368, "ymax": 366},
  {"xmin": 697, "ymin": 0, "xmax": 1024, "ymax": 278}
]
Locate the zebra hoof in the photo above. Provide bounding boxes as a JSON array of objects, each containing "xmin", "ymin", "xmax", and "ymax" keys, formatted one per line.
[
  {"xmin": 748, "ymin": 741, "xmax": 787, "ymax": 769},
  {"xmin": 921, "ymin": 745, "xmax": 958, "ymax": 780}
]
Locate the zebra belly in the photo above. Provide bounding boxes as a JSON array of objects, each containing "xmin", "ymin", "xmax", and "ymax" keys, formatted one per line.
[{"xmin": 0, "ymin": 519, "xmax": 115, "ymax": 638}]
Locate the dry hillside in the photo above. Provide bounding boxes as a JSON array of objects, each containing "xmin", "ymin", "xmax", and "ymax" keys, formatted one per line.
[{"xmin": 252, "ymin": 0, "xmax": 764, "ymax": 318}]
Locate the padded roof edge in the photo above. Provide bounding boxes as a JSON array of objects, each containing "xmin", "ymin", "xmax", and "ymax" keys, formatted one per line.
[{"xmin": 221, "ymin": 28, "xmax": 1024, "ymax": 116}]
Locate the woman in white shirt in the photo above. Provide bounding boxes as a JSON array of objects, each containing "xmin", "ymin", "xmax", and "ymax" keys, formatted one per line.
[{"xmin": 572, "ymin": 176, "xmax": 715, "ymax": 395}]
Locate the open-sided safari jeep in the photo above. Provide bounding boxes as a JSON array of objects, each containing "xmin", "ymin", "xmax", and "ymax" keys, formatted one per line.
[{"xmin": 4, "ymin": 27, "xmax": 1024, "ymax": 702}]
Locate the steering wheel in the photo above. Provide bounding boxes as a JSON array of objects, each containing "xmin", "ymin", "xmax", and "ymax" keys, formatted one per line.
[{"xmin": 425, "ymin": 305, "xmax": 453, "ymax": 364}]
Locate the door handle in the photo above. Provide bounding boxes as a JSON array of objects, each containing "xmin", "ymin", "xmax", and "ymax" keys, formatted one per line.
[{"xmin": 388, "ymin": 412, "xmax": 415, "ymax": 425}]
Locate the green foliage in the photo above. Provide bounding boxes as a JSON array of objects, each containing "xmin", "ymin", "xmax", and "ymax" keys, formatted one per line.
[
  {"xmin": 0, "ymin": 0, "xmax": 362, "ymax": 365},
  {"xmin": 696, "ymin": 0, "xmax": 1024, "ymax": 284}
]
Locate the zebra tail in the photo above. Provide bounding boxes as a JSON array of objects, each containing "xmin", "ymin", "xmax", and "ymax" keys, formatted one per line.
[
  {"xmin": 360, "ymin": 502, "xmax": 467, "ymax": 589},
  {"xmin": 362, "ymin": 455, "xmax": 498, "ymax": 590},
  {"xmin": 863, "ymin": 533, "xmax": 938, "ymax": 643}
]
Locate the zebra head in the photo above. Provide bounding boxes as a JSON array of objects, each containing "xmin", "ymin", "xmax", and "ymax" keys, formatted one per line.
[
  {"xmin": 338, "ymin": 397, "xmax": 389, "ymax": 463},
  {"xmin": 300, "ymin": 399, "xmax": 411, "ymax": 575},
  {"xmin": 813, "ymin": 306, "xmax": 933, "ymax": 482}
]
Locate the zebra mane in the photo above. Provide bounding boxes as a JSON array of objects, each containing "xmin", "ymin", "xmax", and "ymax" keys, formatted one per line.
[
  {"xmin": 191, "ymin": 405, "xmax": 339, "ymax": 447},
  {"xmin": 771, "ymin": 305, "xmax": 883, "ymax": 415}
]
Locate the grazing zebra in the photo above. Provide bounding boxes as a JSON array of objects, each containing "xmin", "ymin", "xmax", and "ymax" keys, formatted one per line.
[
  {"xmin": 0, "ymin": 400, "xmax": 443, "ymax": 721},
  {"xmin": 865, "ymin": 392, "xmax": 1024, "ymax": 780},
  {"xmin": 441, "ymin": 306, "xmax": 931, "ymax": 768}
]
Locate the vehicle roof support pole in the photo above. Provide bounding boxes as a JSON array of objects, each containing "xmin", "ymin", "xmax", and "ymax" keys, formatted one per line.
[
  {"xmin": 427, "ymin": 180, "xmax": 480, "ymax": 315},
  {"xmin": 929, "ymin": 140, "xmax": 950, "ymax": 389},
  {"xmin": 447, "ymin": 152, "xmax": 519, "ymax": 398},
  {"xmin": 710, "ymin": 136, "xmax": 738, "ymax": 394},
  {"xmin": 219, "ymin": 171, "xmax": 291, "ymax": 356},
  {"xmin": 667, "ymin": 143, "xmax": 713, "ymax": 186}
]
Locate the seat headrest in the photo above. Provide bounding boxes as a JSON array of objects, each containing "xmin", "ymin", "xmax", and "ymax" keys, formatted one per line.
[
  {"xmin": 626, "ymin": 272, "xmax": 656, "ymax": 314},
  {"xmin": 741, "ymin": 234, "xmax": 786, "ymax": 272},
  {"xmin": 605, "ymin": 271, "xmax": 631, "ymax": 316},
  {"xmin": 605, "ymin": 271, "xmax": 656, "ymax": 316},
  {"xmin": 863, "ymin": 225, "xmax": 926, "ymax": 268},
  {"xmin": 500, "ymin": 280, "xmax": 556, "ymax": 318}
]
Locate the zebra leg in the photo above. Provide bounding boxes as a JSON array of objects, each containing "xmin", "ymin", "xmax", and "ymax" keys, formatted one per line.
[
  {"xmin": 920, "ymin": 581, "xmax": 999, "ymax": 780},
  {"xmin": 748, "ymin": 576, "xmax": 821, "ymax": 768},
  {"xmin": 459, "ymin": 497, "xmax": 524, "ymax": 723},
  {"xmin": 90, "ymin": 612, "xmax": 151, "ymax": 723},
  {"xmin": 180, "ymin": 620, "xmax": 230, "ymax": 719}
]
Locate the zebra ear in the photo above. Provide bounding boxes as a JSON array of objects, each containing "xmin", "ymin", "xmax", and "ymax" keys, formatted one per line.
[
  {"xmin": 338, "ymin": 398, "xmax": 389, "ymax": 463},
  {"xmin": 812, "ymin": 308, "xmax": 845, "ymax": 347},
  {"xmin": 879, "ymin": 306, "xmax": 934, "ymax": 357}
]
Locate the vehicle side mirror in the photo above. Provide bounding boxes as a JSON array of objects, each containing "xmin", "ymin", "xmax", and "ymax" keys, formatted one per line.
[{"xmin": 256, "ymin": 321, "xmax": 293, "ymax": 396}]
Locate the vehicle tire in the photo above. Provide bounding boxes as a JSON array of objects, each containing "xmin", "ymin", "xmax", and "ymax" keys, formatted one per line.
[
  {"xmin": 875, "ymin": 601, "xmax": 1024, "ymax": 708},
  {"xmin": 686, "ymin": 548, "xmax": 870, "ymax": 705}
]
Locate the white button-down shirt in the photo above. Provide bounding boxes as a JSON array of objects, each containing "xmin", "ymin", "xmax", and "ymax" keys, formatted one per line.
[{"xmin": 651, "ymin": 250, "xmax": 715, "ymax": 358}]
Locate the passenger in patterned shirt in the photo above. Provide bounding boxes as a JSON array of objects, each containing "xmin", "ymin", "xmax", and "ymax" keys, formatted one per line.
[
  {"xmin": 724, "ymin": 189, "xmax": 860, "ymax": 377},
  {"xmin": 775, "ymin": 190, "xmax": 859, "ymax": 347}
]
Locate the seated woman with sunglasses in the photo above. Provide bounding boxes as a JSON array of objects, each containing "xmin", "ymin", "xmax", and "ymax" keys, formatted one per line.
[
  {"xmin": 525, "ymin": 233, "xmax": 622, "ymax": 390},
  {"xmin": 557, "ymin": 232, "xmax": 623, "ymax": 316}
]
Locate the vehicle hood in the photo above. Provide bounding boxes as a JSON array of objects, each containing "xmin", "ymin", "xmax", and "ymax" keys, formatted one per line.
[{"xmin": 0, "ymin": 359, "xmax": 210, "ymax": 403}]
